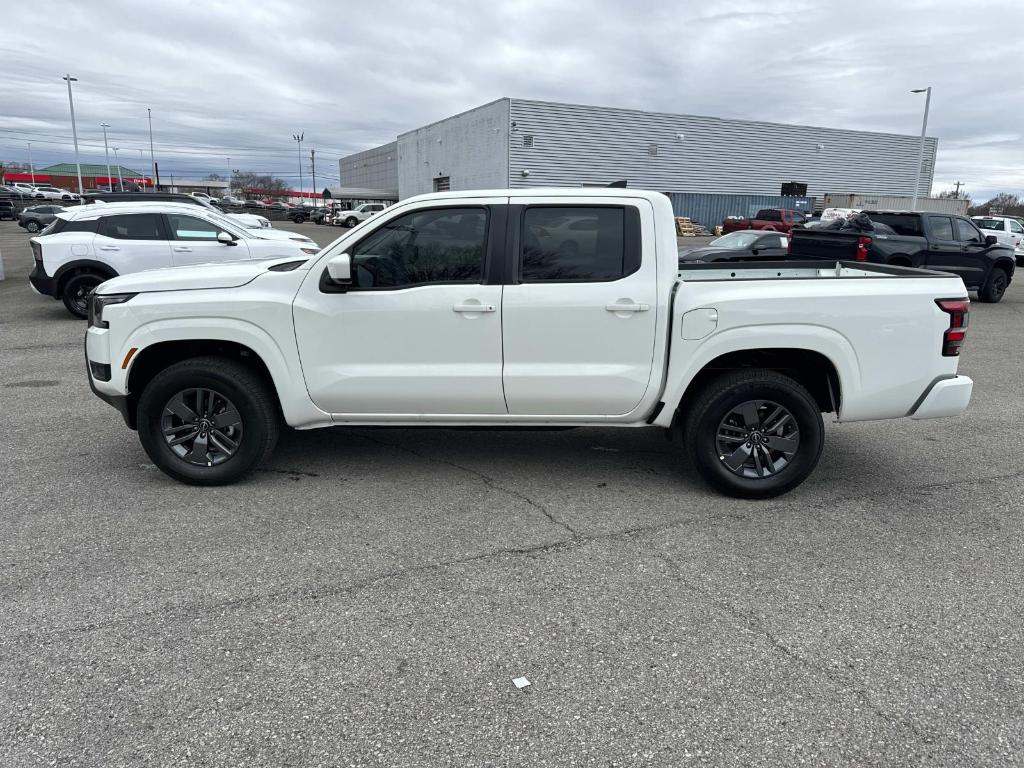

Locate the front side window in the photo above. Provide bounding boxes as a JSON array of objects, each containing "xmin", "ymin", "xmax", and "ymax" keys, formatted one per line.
[
  {"xmin": 928, "ymin": 216, "xmax": 955, "ymax": 241},
  {"xmin": 1009, "ymin": 220, "xmax": 1023, "ymax": 234},
  {"xmin": 350, "ymin": 207, "xmax": 486, "ymax": 289},
  {"xmin": 99, "ymin": 213, "xmax": 164, "ymax": 240},
  {"xmin": 956, "ymin": 219, "xmax": 983, "ymax": 243},
  {"xmin": 521, "ymin": 206, "xmax": 636, "ymax": 282},
  {"xmin": 167, "ymin": 213, "xmax": 221, "ymax": 241}
]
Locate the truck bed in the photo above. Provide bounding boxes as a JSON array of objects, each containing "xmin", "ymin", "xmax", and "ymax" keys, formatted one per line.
[{"xmin": 677, "ymin": 260, "xmax": 956, "ymax": 282}]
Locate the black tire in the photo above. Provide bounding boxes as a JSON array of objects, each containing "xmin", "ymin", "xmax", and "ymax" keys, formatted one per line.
[
  {"xmin": 292, "ymin": 215, "xmax": 306, "ymax": 224},
  {"xmin": 978, "ymin": 267, "xmax": 1008, "ymax": 303},
  {"xmin": 60, "ymin": 272, "xmax": 105, "ymax": 318},
  {"xmin": 682, "ymin": 370, "xmax": 824, "ymax": 499},
  {"xmin": 344, "ymin": 216, "xmax": 358, "ymax": 228},
  {"xmin": 25, "ymin": 220, "xmax": 41, "ymax": 233},
  {"xmin": 137, "ymin": 356, "xmax": 280, "ymax": 486}
]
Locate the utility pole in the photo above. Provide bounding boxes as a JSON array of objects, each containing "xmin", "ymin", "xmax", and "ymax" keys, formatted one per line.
[
  {"xmin": 293, "ymin": 132, "xmax": 304, "ymax": 203},
  {"xmin": 310, "ymin": 148, "xmax": 316, "ymax": 204},
  {"xmin": 100, "ymin": 123, "xmax": 112, "ymax": 189},
  {"xmin": 112, "ymin": 147, "xmax": 123, "ymax": 189},
  {"xmin": 226, "ymin": 157, "xmax": 231, "ymax": 190},
  {"xmin": 63, "ymin": 74, "xmax": 84, "ymax": 195},
  {"xmin": 953, "ymin": 180, "xmax": 964, "ymax": 199},
  {"xmin": 910, "ymin": 86, "xmax": 932, "ymax": 211},
  {"xmin": 147, "ymin": 107, "xmax": 156, "ymax": 191},
  {"xmin": 26, "ymin": 142, "xmax": 35, "ymax": 185}
]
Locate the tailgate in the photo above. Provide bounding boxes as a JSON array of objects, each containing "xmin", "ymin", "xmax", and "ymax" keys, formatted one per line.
[{"xmin": 789, "ymin": 229, "xmax": 859, "ymax": 261}]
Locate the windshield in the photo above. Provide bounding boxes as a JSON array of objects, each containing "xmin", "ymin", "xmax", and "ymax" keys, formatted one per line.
[
  {"xmin": 973, "ymin": 218, "xmax": 1002, "ymax": 231},
  {"xmin": 709, "ymin": 231, "xmax": 761, "ymax": 248}
]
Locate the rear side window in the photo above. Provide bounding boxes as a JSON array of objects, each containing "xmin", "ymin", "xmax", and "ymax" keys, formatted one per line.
[
  {"xmin": 99, "ymin": 214, "xmax": 164, "ymax": 240},
  {"xmin": 44, "ymin": 218, "xmax": 97, "ymax": 235},
  {"xmin": 864, "ymin": 213, "xmax": 922, "ymax": 236},
  {"xmin": 927, "ymin": 216, "xmax": 954, "ymax": 241},
  {"xmin": 520, "ymin": 206, "xmax": 639, "ymax": 282}
]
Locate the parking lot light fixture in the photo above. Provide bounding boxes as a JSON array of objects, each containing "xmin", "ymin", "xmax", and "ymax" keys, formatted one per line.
[
  {"xmin": 293, "ymin": 133, "xmax": 304, "ymax": 202},
  {"xmin": 27, "ymin": 141, "xmax": 35, "ymax": 185},
  {"xmin": 112, "ymin": 147, "xmax": 123, "ymax": 189},
  {"xmin": 100, "ymin": 123, "xmax": 112, "ymax": 191},
  {"xmin": 62, "ymin": 74, "xmax": 84, "ymax": 195},
  {"xmin": 911, "ymin": 87, "xmax": 932, "ymax": 211}
]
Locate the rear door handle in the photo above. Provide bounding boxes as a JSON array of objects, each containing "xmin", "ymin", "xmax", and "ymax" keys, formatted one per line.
[
  {"xmin": 99, "ymin": 245, "xmax": 120, "ymax": 251},
  {"xmin": 605, "ymin": 302, "xmax": 650, "ymax": 312},
  {"xmin": 453, "ymin": 303, "xmax": 496, "ymax": 313}
]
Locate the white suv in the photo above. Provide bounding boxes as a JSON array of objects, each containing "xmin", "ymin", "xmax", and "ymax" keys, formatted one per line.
[
  {"xmin": 29, "ymin": 201, "xmax": 321, "ymax": 318},
  {"xmin": 33, "ymin": 186, "xmax": 80, "ymax": 201},
  {"xmin": 335, "ymin": 203, "xmax": 388, "ymax": 228}
]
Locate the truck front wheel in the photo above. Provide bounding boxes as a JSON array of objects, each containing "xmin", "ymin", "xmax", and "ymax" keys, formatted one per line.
[
  {"xmin": 978, "ymin": 267, "xmax": 1008, "ymax": 303},
  {"xmin": 683, "ymin": 370, "xmax": 824, "ymax": 499},
  {"xmin": 137, "ymin": 356, "xmax": 280, "ymax": 485}
]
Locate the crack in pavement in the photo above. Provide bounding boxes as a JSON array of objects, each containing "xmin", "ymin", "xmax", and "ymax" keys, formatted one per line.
[
  {"xmin": 653, "ymin": 549, "xmax": 949, "ymax": 751},
  {"xmin": 353, "ymin": 431, "xmax": 583, "ymax": 538}
]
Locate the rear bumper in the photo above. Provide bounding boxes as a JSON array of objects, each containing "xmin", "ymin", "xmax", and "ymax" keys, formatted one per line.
[
  {"xmin": 910, "ymin": 375, "xmax": 973, "ymax": 420},
  {"xmin": 29, "ymin": 264, "xmax": 56, "ymax": 297}
]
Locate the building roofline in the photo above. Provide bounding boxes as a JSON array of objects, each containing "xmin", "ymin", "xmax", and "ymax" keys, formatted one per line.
[{"xmin": 396, "ymin": 97, "xmax": 509, "ymax": 138}]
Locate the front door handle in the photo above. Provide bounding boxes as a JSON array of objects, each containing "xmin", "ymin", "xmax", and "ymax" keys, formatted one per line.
[
  {"xmin": 99, "ymin": 245, "xmax": 120, "ymax": 251},
  {"xmin": 453, "ymin": 302, "xmax": 496, "ymax": 313},
  {"xmin": 605, "ymin": 302, "xmax": 650, "ymax": 313},
  {"xmin": 173, "ymin": 246, "xmax": 193, "ymax": 252}
]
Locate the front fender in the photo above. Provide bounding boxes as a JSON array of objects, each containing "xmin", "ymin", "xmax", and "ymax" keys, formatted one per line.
[
  {"xmin": 654, "ymin": 324, "xmax": 860, "ymax": 427},
  {"xmin": 117, "ymin": 317, "xmax": 332, "ymax": 429}
]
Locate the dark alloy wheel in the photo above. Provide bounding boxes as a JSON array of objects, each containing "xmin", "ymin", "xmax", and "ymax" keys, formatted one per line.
[
  {"xmin": 683, "ymin": 370, "xmax": 824, "ymax": 499},
  {"xmin": 978, "ymin": 268, "xmax": 1008, "ymax": 303},
  {"xmin": 715, "ymin": 399, "xmax": 800, "ymax": 479},
  {"xmin": 61, "ymin": 272, "xmax": 104, "ymax": 319},
  {"xmin": 137, "ymin": 356, "xmax": 280, "ymax": 485},
  {"xmin": 345, "ymin": 216, "xmax": 358, "ymax": 228},
  {"xmin": 25, "ymin": 220, "xmax": 41, "ymax": 233},
  {"xmin": 161, "ymin": 387, "xmax": 243, "ymax": 467}
]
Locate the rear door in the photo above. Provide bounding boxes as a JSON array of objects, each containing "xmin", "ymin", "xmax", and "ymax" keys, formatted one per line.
[
  {"xmin": 501, "ymin": 199, "xmax": 658, "ymax": 416},
  {"xmin": 164, "ymin": 212, "xmax": 250, "ymax": 266},
  {"xmin": 94, "ymin": 213, "xmax": 172, "ymax": 272}
]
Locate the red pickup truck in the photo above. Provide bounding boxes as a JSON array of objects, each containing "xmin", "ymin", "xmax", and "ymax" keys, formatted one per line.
[{"xmin": 722, "ymin": 208, "xmax": 807, "ymax": 233}]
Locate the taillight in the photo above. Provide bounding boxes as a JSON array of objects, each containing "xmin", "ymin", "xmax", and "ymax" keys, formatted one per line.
[
  {"xmin": 855, "ymin": 235, "xmax": 872, "ymax": 262},
  {"xmin": 936, "ymin": 298, "xmax": 970, "ymax": 356}
]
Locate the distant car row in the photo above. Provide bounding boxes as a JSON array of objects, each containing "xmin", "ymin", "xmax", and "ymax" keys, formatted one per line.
[{"xmin": 1, "ymin": 183, "xmax": 81, "ymax": 201}]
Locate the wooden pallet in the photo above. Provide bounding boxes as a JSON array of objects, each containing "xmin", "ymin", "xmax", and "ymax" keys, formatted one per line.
[{"xmin": 675, "ymin": 216, "xmax": 697, "ymax": 236}]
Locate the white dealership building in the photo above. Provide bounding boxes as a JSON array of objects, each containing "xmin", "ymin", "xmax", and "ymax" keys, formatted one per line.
[{"xmin": 339, "ymin": 98, "xmax": 938, "ymax": 204}]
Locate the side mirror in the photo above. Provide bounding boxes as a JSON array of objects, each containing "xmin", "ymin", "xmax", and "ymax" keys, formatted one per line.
[
  {"xmin": 751, "ymin": 248, "xmax": 759, "ymax": 255},
  {"xmin": 327, "ymin": 252, "xmax": 353, "ymax": 284},
  {"xmin": 217, "ymin": 230, "xmax": 236, "ymax": 245},
  {"xmin": 985, "ymin": 235, "xmax": 998, "ymax": 246}
]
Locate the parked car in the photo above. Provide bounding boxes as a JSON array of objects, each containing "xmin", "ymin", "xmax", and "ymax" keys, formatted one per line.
[
  {"xmin": 336, "ymin": 202, "xmax": 387, "ymax": 228},
  {"xmin": 0, "ymin": 200, "xmax": 15, "ymax": 220},
  {"xmin": 679, "ymin": 230, "xmax": 789, "ymax": 263},
  {"xmin": 244, "ymin": 200, "xmax": 269, "ymax": 209},
  {"xmin": 721, "ymin": 208, "xmax": 807, "ymax": 234},
  {"xmin": 972, "ymin": 215, "xmax": 1024, "ymax": 263},
  {"xmin": 33, "ymin": 186, "xmax": 79, "ymax": 201},
  {"xmin": 11, "ymin": 183, "xmax": 45, "ymax": 200},
  {"xmin": 17, "ymin": 205, "xmax": 66, "ymax": 233},
  {"xmin": 82, "ymin": 191, "xmax": 272, "ymax": 230},
  {"xmin": 789, "ymin": 211, "xmax": 1016, "ymax": 302},
  {"xmin": 289, "ymin": 206, "xmax": 331, "ymax": 224},
  {"xmin": 217, "ymin": 195, "xmax": 245, "ymax": 208},
  {"xmin": 84, "ymin": 188, "xmax": 973, "ymax": 499},
  {"xmin": 29, "ymin": 201, "xmax": 319, "ymax": 318}
]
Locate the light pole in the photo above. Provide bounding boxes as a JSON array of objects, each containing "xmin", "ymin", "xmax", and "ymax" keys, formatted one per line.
[
  {"xmin": 62, "ymin": 74, "xmax": 84, "ymax": 195},
  {"xmin": 147, "ymin": 107, "xmax": 156, "ymax": 191},
  {"xmin": 100, "ymin": 123, "xmax": 112, "ymax": 190},
  {"xmin": 112, "ymin": 147, "xmax": 123, "ymax": 189},
  {"xmin": 293, "ymin": 132, "xmax": 304, "ymax": 203},
  {"xmin": 26, "ymin": 142, "xmax": 35, "ymax": 186},
  {"xmin": 310, "ymin": 148, "xmax": 316, "ymax": 204},
  {"xmin": 911, "ymin": 86, "xmax": 932, "ymax": 211}
]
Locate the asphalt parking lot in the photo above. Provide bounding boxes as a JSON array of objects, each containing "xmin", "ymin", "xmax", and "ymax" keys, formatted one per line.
[{"xmin": 1, "ymin": 218, "xmax": 1022, "ymax": 766}]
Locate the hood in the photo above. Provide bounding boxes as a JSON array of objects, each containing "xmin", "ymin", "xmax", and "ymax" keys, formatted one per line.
[
  {"xmin": 96, "ymin": 257, "xmax": 307, "ymax": 295},
  {"xmin": 678, "ymin": 246, "xmax": 724, "ymax": 263},
  {"xmin": 226, "ymin": 212, "xmax": 269, "ymax": 228},
  {"xmin": 249, "ymin": 228, "xmax": 317, "ymax": 245}
]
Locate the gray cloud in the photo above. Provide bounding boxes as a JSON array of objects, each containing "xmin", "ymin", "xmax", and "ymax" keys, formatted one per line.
[{"xmin": 2, "ymin": 0, "xmax": 1021, "ymax": 201}]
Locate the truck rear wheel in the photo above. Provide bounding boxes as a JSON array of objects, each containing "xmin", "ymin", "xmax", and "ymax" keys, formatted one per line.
[
  {"xmin": 137, "ymin": 356, "xmax": 280, "ymax": 485},
  {"xmin": 683, "ymin": 370, "xmax": 823, "ymax": 498}
]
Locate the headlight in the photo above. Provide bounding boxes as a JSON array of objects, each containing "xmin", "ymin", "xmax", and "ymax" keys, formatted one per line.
[
  {"xmin": 259, "ymin": 217, "xmax": 271, "ymax": 228},
  {"xmin": 88, "ymin": 293, "xmax": 136, "ymax": 329},
  {"xmin": 300, "ymin": 247, "xmax": 320, "ymax": 254}
]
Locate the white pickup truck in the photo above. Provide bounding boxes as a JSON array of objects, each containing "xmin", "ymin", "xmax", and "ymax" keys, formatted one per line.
[
  {"xmin": 334, "ymin": 202, "xmax": 387, "ymax": 228},
  {"xmin": 85, "ymin": 189, "xmax": 973, "ymax": 498}
]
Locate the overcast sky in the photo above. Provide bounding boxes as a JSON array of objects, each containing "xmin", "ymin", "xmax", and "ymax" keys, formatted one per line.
[{"xmin": 2, "ymin": 0, "xmax": 1021, "ymax": 201}]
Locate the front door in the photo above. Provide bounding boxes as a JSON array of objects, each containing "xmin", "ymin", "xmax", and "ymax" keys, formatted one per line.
[
  {"xmin": 293, "ymin": 200, "xmax": 507, "ymax": 416},
  {"xmin": 923, "ymin": 215, "xmax": 966, "ymax": 279},
  {"xmin": 501, "ymin": 200, "xmax": 659, "ymax": 416},
  {"xmin": 953, "ymin": 218, "xmax": 998, "ymax": 290},
  {"xmin": 165, "ymin": 212, "xmax": 250, "ymax": 266}
]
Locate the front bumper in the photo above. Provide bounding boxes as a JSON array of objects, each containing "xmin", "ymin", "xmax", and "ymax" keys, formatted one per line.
[
  {"xmin": 910, "ymin": 375, "xmax": 973, "ymax": 420},
  {"xmin": 85, "ymin": 327, "xmax": 135, "ymax": 428},
  {"xmin": 29, "ymin": 263, "xmax": 56, "ymax": 297}
]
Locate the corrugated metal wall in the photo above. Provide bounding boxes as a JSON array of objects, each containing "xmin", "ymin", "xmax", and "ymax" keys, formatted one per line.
[
  {"xmin": 669, "ymin": 193, "xmax": 815, "ymax": 227},
  {"xmin": 507, "ymin": 99, "xmax": 936, "ymax": 198},
  {"xmin": 338, "ymin": 141, "xmax": 398, "ymax": 192}
]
